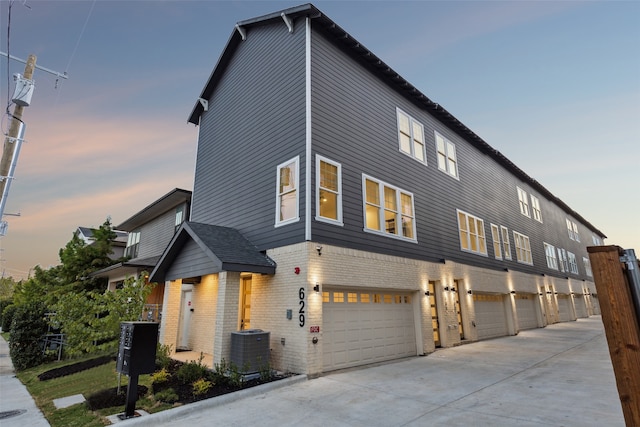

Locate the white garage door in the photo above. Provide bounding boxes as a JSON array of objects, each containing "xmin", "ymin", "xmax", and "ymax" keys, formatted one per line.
[
  {"xmin": 322, "ymin": 289, "xmax": 416, "ymax": 371},
  {"xmin": 573, "ymin": 295, "xmax": 588, "ymax": 318},
  {"xmin": 557, "ymin": 295, "xmax": 572, "ymax": 322},
  {"xmin": 514, "ymin": 294, "xmax": 538, "ymax": 330},
  {"xmin": 473, "ymin": 293, "xmax": 508, "ymax": 340}
]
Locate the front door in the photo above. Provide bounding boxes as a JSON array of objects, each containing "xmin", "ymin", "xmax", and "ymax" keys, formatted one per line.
[
  {"xmin": 240, "ymin": 277, "xmax": 251, "ymax": 330},
  {"xmin": 428, "ymin": 281, "xmax": 441, "ymax": 347},
  {"xmin": 454, "ymin": 280, "xmax": 465, "ymax": 339},
  {"xmin": 177, "ymin": 289, "xmax": 193, "ymax": 350}
]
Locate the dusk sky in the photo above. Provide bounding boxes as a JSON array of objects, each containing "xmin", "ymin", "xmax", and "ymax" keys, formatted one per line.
[{"xmin": 0, "ymin": 1, "xmax": 638, "ymax": 280}]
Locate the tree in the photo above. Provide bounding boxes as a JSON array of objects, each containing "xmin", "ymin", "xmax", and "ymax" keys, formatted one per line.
[{"xmin": 9, "ymin": 300, "xmax": 48, "ymax": 370}]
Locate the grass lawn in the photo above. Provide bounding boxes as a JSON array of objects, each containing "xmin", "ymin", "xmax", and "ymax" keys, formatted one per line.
[{"xmin": 16, "ymin": 357, "xmax": 173, "ymax": 427}]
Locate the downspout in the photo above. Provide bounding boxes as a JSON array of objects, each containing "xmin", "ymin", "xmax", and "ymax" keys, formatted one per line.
[{"xmin": 305, "ymin": 16, "xmax": 312, "ymax": 241}]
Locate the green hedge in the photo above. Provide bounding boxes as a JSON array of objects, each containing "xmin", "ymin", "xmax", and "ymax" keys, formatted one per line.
[
  {"xmin": 1, "ymin": 303, "xmax": 16, "ymax": 332},
  {"xmin": 9, "ymin": 301, "xmax": 48, "ymax": 370}
]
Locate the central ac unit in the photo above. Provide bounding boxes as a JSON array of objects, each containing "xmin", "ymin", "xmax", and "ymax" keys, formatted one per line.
[{"xmin": 230, "ymin": 329, "xmax": 270, "ymax": 374}]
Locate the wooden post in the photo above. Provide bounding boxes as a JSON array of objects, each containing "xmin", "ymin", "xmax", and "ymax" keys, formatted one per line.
[{"xmin": 588, "ymin": 245, "xmax": 640, "ymax": 426}]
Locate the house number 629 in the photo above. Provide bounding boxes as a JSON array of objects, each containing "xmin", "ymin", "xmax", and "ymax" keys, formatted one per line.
[{"xmin": 298, "ymin": 287, "xmax": 305, "ymax": 327}]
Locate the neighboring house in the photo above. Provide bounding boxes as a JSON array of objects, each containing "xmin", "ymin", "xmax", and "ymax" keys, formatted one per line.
[
  {"xmin": 92, "ymin": 188, "xmax": 192, "ymax": 321},
  {"xmin": 75, "ymin": 226, "xmax": 128, "ymax": 260},
  {"xmin": 149, "ymin": 4, "xmax": 605, "ymax": 375}
]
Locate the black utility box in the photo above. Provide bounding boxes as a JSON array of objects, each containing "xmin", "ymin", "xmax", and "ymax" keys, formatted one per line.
[
  {"xmin": 230, "ymin": 329, "xmax": 270, "ymax": 373},
  {"xmin": 116, "ymin": 322, "xmax": 159, "ymax": 376}
]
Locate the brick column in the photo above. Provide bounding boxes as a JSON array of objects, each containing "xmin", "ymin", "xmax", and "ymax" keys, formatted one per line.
[{"xmin": 213, "ymin": 271, "xmax": 241, "ymax": 365}]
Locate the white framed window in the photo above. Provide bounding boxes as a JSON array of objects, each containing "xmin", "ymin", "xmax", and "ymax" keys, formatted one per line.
[
  {"xmin": 544, "ymin": 242, "xmax": 558, "ymax": 270},
  {"xmin": 566, "ymin": 219, "xmax": 574, "ymax": 240},
  {"xmin": 275, "ymin": 156, "xmax": 300, "ymax": 227},
  {"xmin": 397, "ymin": 108, "xmax": 426, "ymax": 164},
  {"xmin": 583, "ymin": 257, "xmax": 593, "ymax": 277},
  {"xmin": 125, "ymin": 230, "xmax": 140, "ymax": 258},
  {"xmin": 363, "ymin": 175, "xmax": 416, "ymax": 241},
  {"xmin": 513, "ymin": 231, "xmax": 533, "ymax": 265},
  {"xmin": 457, "ymin": 210, "xmax": 487, "ymax": 256},
  {"xmin": 517, "ymin": 187, "xmax": 530, "ymax": 217},
  {"xmin": 316, "ymin": 155, "xmax": 342, "ymax": 225},
  {"xmin": 572, "ymin": 222, "xmax": 580, "ymax": 242},
  {"xmin": 175, "ymin": 204, "xmax": 185, "ymax": 232},
  {"xmin": 592, "ymin": 235, "xmax": 602, "ymax": 246},
  {"xmin": 531, "ymin": 195, "xmax": 542, "ymax": 223},
  {"xmin": 435, "ymin": 132, "xmax": 458, "ymax": 178},
  {"xmin": 491, "ymin": 224, "xmax": 502, "ymax": 259},
  {"xmin": 568, "ymin": 252, "xmax": 579, "ymax": 274},
  {"xmin": 500, "ymin": 225, "xmax": 512, "ymax": 260},
  {"xmin": 558, "ymin": 248, "xmax": 568, "ymax": 272}
]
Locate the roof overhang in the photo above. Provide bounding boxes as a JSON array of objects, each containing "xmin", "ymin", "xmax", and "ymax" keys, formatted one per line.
[{"xmin": 117, "ymin": 188, "xmax": 192, "ymax": 231}]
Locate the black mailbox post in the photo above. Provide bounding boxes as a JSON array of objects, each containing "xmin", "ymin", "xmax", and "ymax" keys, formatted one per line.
[{"xmin": 116, "ymin": 321, "xmax": 158, "ymax": 419}]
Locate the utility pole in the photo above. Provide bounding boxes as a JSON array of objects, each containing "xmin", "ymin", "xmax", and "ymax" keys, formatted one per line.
[{"xmin": 0, "ymin": 54, "xmax": 36, "ymax": 234}]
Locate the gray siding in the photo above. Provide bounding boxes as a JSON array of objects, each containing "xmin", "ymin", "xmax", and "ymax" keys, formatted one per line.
[
  {"xmin": 309, "ymin": 27, "xmax": 599, "ymax": 281},
  {"xmin": 138, "ymin": 209, "xmax": 178, "ymax": 259},
  {"xmin": 165, "ymin": 239, "xmax": 216, "ymax": 281},
  {"xmin": 191, "ymin": 18, "xmax": 307, "ymax": 249}
]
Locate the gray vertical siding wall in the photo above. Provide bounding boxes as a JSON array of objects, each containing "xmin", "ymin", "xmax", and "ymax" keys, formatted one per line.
[
  {"xmin": 191, "ymin": 19, "xmax": 307, "ymax": 249},
  {"xmin": 138, "ymin": 209, "xmax": 179, "ymax": 259},
  {"xmin": 309, "ymin": 25, "xmax": 601, "ymax": 281}
]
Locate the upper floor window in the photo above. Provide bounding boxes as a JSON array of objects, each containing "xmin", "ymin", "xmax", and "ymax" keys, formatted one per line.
[
  {"xmin": 592, "ymin": 235, "xmax": 602, "ymax": 246},
  {"xmin": 566, "ymin": 219, "xmax": 580, "ymax": 241},
  {"xmin": 435, "ymin": 132, "xmax": 458, "ymax": 178},
  {"xmin": 572, "ymin": 222, "xmax": 580, "ymax": 242},
  {"xmin": 531, "ymin": 195, "xmax": 542, "ymax": 223},
  {"xmin": 175, "ymin": 204, "xmax": 185, "ymax": 232},
  {"xmin": 125, "ymin": 230, "xmax": 140, "ymax": 258},
  {"xmin": 513, "ymin": 231, "xmax": 533, "ymax": 265},
  {"xmin": 500, "ymin": 225, "xmax": 512, "ymax": 260},
  {"xmin": 275, "ymin": 156, "xmax": 299, "ymax": 227},
  {"xmin": 316, "ymin": 155, "xmax": 342, "ymax": 225},
  {"xmin": 583, "ymin": 257, "xmax": 593, "ymax": 277},
  {"xmin": 517, "ymin": 187, "xmax": 530, "ymax": 217},
  {"xmin": 363, "ymin": 175, "xmax": 416, "ymax": 241},
  {"xmin": 457, "ymin": 210, "xmax": 487, "ymax": 256},
  {"xmin": 544, "ymin": 242, "xmax": 558, "ymax": 270},
  {"xmin": 558, "ymin": 248, "xmax": 568, "ymax": 272},
  {"xmin": 490, "ymin": 224, "xmax": 502, "ymax": 259},
  {"xmin": 397, "ymin": 108, "xmax": 426, "ymax": 164},
  {"xmin": 568, "ymin": 252, "xmax": 579, "ymax": 274}
]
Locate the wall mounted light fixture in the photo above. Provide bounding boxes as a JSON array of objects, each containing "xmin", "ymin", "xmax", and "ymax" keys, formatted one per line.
[
  {"xmin": 467, "ymin": 290, "xmax": 473, "ymax": 295},
  {"xmin": 510, "ymin": 290, "xmax": 516, "ymax": 294},
  {"xmin": 444, "ymin": 286, "xmax": 449, "ymax": 291},
  {"xmin": 316, "ymin": 245, "xmax": 323, "ymax": 256},
  {"xmin": 313, "ymin": 283, "xmax": 320, "ymax": 293},
  {"xmin": 451, "ymin": 287, "xmax": 456, "ymax": 292},
  {"xmin": 424, "ymin": 291, "xmax": 430, "ymax": 296}
]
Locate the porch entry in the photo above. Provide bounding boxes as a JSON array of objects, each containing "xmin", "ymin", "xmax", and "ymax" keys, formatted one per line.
[
  {"xmin": 240, "ymin": 276, "xmax": 251, "ymax": 330},
  {"xmin": 177, "ymin": 289, "xmax": 193, "ymax": 350}
]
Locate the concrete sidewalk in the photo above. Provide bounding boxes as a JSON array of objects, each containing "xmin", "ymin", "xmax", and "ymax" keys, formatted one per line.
[
  {"xmin": 121, "ymin": 316, "xmax": 624, "ymax": 427},
  {"xmin": 0, "ymin": 334, "xmax": 49, "ymax": 426}
]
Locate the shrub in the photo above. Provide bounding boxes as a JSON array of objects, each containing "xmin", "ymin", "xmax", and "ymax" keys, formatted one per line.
[
  {"xmin": 9, "ymin": 301, "xmax": 48, "ymax": 370},
  {"xmin": 192, "ymin": 378, "xmax": 213, "ymax": 397},
  {"xmin": 0, "ymin": 298, "xmax": 12, "ymax": 322},
  {"xmin": 176, "ymin": 360, "xmax": 207, "ymax": 385},
  {"xmin": 154, "ymin": 388, "xmax": 179, "ymax": 403},
  {"xmin": 156, "ymin": 343, "xmax": 173, "ymax": 369},
  {"xmin": 227, "ymin": 361, "xmax": 245, "ymax": 388},
  {"xmin": 150, "ymin": 368, "xmax": 171, "ymax": 385},
  {"xmin": 1, "ymin": 303, "xmax": 16, "ymax": 332}
]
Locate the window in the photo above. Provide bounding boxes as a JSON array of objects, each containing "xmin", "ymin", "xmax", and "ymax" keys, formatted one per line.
[
  {"xmin": 435, "ymin": 132, "xmax": 458, "ymax": 178},
  {"xmin": 566, "ymin": 219, "xmax": 574, "ymax": 240},
  {"xmin": 517, "ymin": 187, "xmax": 530, "ymax": 217},
  {"xmin": 491, "ymin": 224, "xmax": 502, "ymax": 259},
  {"xmin": 583, "ymin": 257, "xmax": 593, "ymax": 277},
  {"xmin": 175, "ymin": 204, "xmax": 185, "ymax": 232},
  {"xmin": 513, "ymin": 231, "xmax": 533, "ymax": 265},
  {"xmin": 276, "ymin": 157, "xmax": 299, "ymax": 226},
  {"xmin": 363, "ymin": 175, "xmax": 416, "ymax": 241},
  {"xmin": 592, "ymin": 235, "xmax": 602, "ymax": 246},
  {"xmin": 501, "ymin": 226, "xmax": 512, "ymax": 260},
  {"xmin": 558, "ymin": 248, "xmax": 568, "ymax": 272},
  {"xmin": 544, "ymin": 243, "xmax": 558, "ymax": 270},
  {"xmin": 125, "ymin": 230, "xmax": 140, "ymax": 258},
  {"xmin": 316, "ymin": 156, "xmax": 342, "ymax": 225},
  {"xmin": 457, "ymin": 210, "xmax": 487, "ymax": 256},
  {"xmin": 572, "ymin": 222, "xmax": 580, "ymax": 242},
  {"xmin": 568, "ymin": 252, "xmax": 579, "ymax": 274},
  {"xmin": 531, "ymin": 195, "xmax": 542, "ymax": 223},
  {"xmin": 397, "ymin": 108, "xmax": 426, "ymax": 163}
]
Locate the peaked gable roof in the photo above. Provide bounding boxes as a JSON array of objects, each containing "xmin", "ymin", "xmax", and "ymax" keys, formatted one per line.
[
  {"xmin": 188, "ymin": 3, "xmax": 605, "ymax": 238},
  {"xmin": 149, "ymin": 222, "xmax": 276, "ymax": 282},
  {"xmin": 117, "ymin": 188, "xmax": 192, "ymax": 231}
]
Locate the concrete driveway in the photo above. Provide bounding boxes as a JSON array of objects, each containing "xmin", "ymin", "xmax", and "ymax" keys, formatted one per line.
[{"xmin": 122, "ymin": 316, "xmax": 624, "ymax": 427}]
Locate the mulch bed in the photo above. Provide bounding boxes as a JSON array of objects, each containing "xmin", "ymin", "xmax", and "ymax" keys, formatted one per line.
[
  {"xmin": 86, "ymin": 385, "xmax": 149, "ymax": 410},
  {"xmin": 37, "ymin": 356, "xmax": 113, "ymax": 381}
]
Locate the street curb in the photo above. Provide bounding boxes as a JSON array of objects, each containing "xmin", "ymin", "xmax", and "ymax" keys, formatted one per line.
[{"xmin": 116, "ymin": 374, "xmax": 308, "ymax": 425}]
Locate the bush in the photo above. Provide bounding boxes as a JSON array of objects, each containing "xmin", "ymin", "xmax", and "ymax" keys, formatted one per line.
[
  {"xmin": 176, "ymin": 360, "xmax": 207, "ymax": 385},
  {"xmin": 9, "ymin": 301, "xmax": 48, "ymax": 370},
  {"xmin": 154, "ymin": 388, "xmax": 178, "ymax": 403},
  {"xmin": 156, "ymin": 343, "xmax": 173, "ymax": 369},
  {"xmin": 151, "ymin": 368, "xmax": 171, "ymax": 385},
  {"xmin": 0, "ymin": 298, "xmax": 12, "ymax": 322},
  {"xmin": 192, "ymin": 378, "xmax": 213, "ymax": 397},
  {"xmin": 1, "ymin": 303, "xmax": 16, "ymax": 332}
]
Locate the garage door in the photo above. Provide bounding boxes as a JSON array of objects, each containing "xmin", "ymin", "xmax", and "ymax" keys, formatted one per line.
[
  {"xmin": 557, "ymin": 295, "xmax": 572, "ymax": 322},
  {"xmin": 514, "ymin": 294, "xmax": 538, "ymax": 330},
  {"xmin": 322, "ymin": 289, "xmax": 416, "ymax": 371},
  {"xmin": 573, "ymin": 295, "xmax": 588, "ymax": 318},
  {"xmin": 473, "ymin": 293, "xmax": 508, "ymax": 340}
]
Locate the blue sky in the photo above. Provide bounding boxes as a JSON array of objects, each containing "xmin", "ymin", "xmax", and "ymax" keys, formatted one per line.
[{"xmin": 0, "ymin": 1, "xmax": 638, "ymax": 280}]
